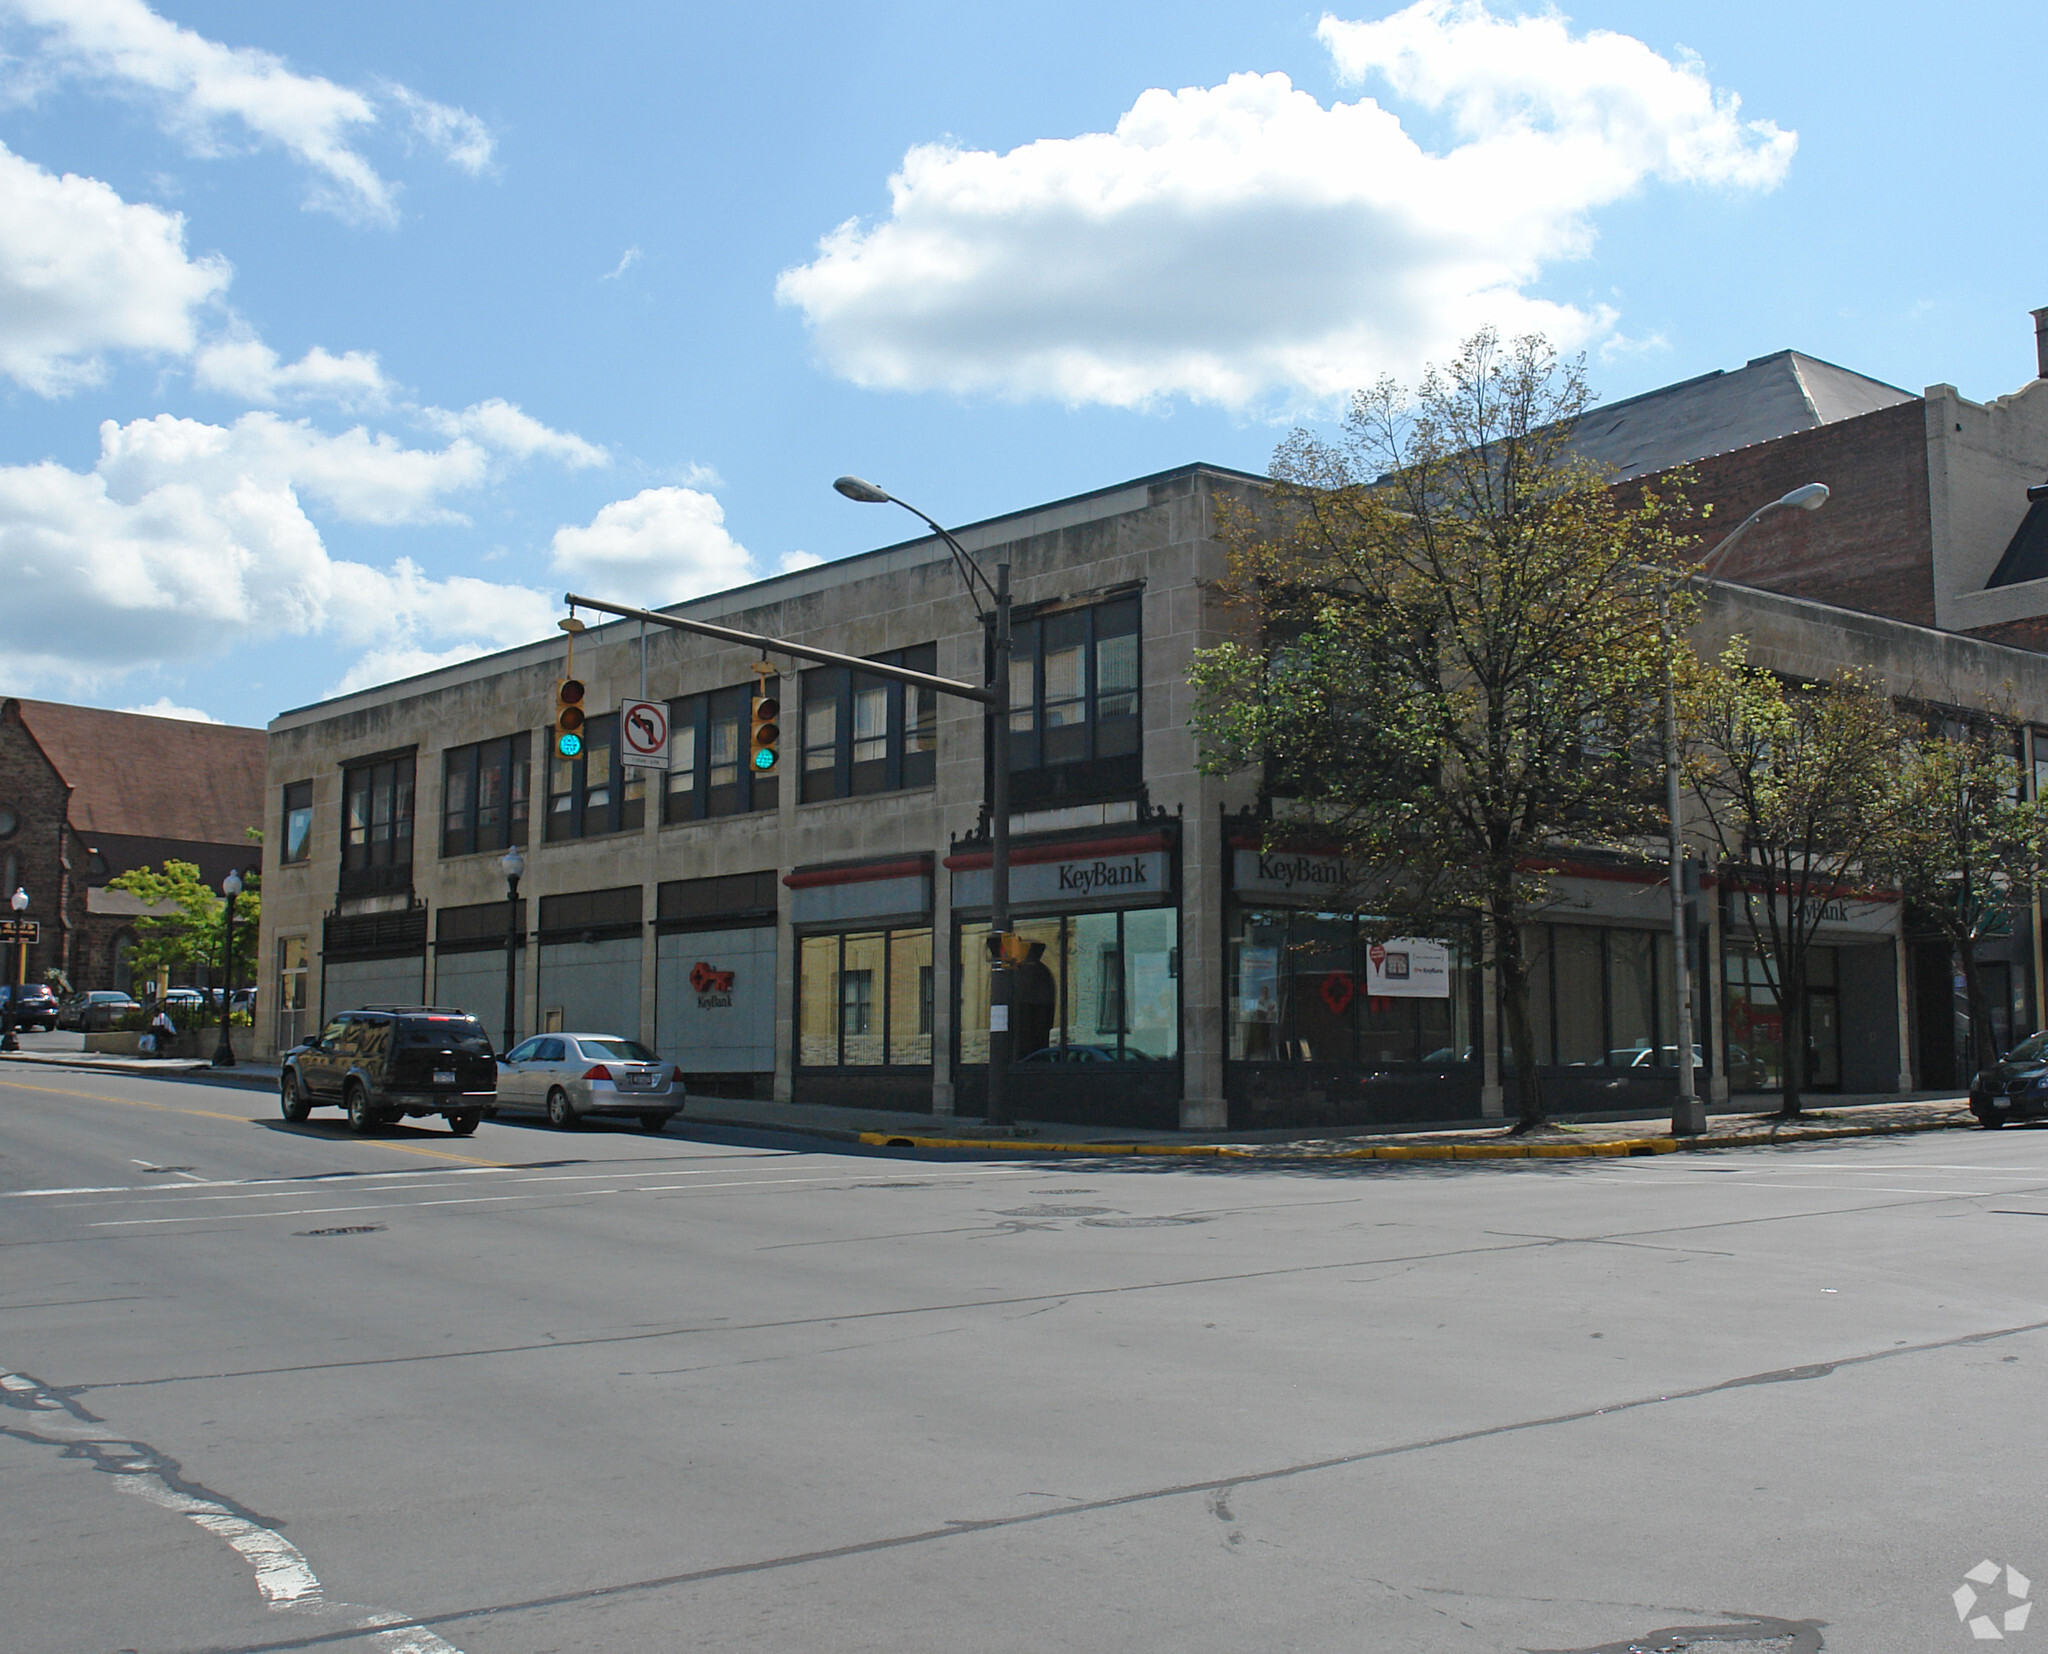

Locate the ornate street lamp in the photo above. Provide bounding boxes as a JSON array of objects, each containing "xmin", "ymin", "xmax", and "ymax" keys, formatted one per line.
[
  {"xmin": 211, "ymin": 870, "xmax": 243, "ymax": 1068},
  {"xmin": 1, "ymin": 886, "xmax": 24, "ymax": 1052},
  {"xmin": 499, "ymin": 846, "xmax": 525, "ymax": 1056}
]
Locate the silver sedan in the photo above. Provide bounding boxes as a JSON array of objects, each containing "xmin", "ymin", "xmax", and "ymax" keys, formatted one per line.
[{"xmin": 496, "ymin": 1033, "xmax": 684, "ymax": 1131}]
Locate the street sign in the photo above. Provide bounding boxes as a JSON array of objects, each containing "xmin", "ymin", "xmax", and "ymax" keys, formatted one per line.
[
  {"xmin": 0, "ymin": 920, "xmax": 38, "ymax": 945},
  {"xmin": 619, "ymin": 698, "xmax": 670, "ymax": 771}
]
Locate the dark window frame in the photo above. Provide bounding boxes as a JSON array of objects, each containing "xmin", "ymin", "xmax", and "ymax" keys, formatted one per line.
[
  {"xmin": 1004, "ymin": 597, "xmax": 1140, "ymax": 774},
  {"xmin": 796, "ymin": 926, "xmax": 935, "ymax": 1070},
  {"xmin": 339, "ymin": 752, "xmax": 415, "ymax": 896},
  {"xmin": 661, "ymin": 679, "xmax": 780, "ymax": 824},
  {"xmin": 798, "ymin": 646, "xmax": 939, "ymax": 804},
  {"xmin": 545, "ymin": 713, "xmax": 645, "ymax": 842},
  {"xmin": 281, "ymin": 780, "xmax": 313, "ymax": 865},
  {"xmin": 441, "ymin": 733, "xmax": 531, "ymax": 859}
]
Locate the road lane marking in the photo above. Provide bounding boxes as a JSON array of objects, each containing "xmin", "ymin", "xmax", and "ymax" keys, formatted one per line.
[
  {"xmin": 2, "ymin": 1364, "xmax": 464, "ymax": 1652},
  {"xmin": 0, "ymin": 1076, "xmax": 511, "ymax": 1166}
]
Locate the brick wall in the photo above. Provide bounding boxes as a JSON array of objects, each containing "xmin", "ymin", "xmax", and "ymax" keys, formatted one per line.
[
  {"xmin": 1627, "ymin": 399, "xmax": 1937, "ymax": 628},
  {"xmin": 0, "ymin": 701, "xmax": 74, "ymax": 987}
]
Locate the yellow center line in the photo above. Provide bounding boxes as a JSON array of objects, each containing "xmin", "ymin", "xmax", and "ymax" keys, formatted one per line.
[{"xmin": 0, "ymin": 1077, "xmax": 511, "ymax": 1168}]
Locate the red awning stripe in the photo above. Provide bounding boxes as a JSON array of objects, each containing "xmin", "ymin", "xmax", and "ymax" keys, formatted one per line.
[{"xmin": 782, "ymin": 857, "xmax": 931, "ymax": 890}]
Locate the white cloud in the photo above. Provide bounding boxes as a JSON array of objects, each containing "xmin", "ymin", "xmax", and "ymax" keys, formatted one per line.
[
  {"xmin": 0, "ymin": 138, "xmax": 228, "ymax": 394},
  {"xmin": 384, "ymin": 83, "xmax": 494, "ymax": 175},
  {"xmin": 549, "ymin": 487, "xmax": 755, "ymax": 607},
  {"xmin": 422, "ymin": 399, "xmax": 608, "ymax": 469},
  {"xmin": 779, "ymin": 549, "xmax": 824, "ymax": 573},
  {"xmin": 777, "ymin": 0, "xmax": 1793, "ymax": 410},
  {"xmin": 123, "ymin": 697, "xmax": 221, "ymax": 722},
  {"xmin": 0, "ymin": 407, "xmax": 599, "ymax": 695},
  {"xmin": 602, "ymin": 245, "xmax": 640, "ymax": 281},
  {"xmin": 0, "ymin": 0, "xmax": 494, "ymax": 225},
  {"xmin": 191, "ymin": 331, "xmax": 391, "ymax": 408}
]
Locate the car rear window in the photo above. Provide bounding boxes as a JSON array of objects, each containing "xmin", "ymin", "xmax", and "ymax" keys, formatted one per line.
[
  {"xmin": 397, "ymin": 1015, "xmax": 493, "ymax": 1054},
  {"xmin": 576, "ymin": 1038, "xmax": 659, "ymax": 1063}
]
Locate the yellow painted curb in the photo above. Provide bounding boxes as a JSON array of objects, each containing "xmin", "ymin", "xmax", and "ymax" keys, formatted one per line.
[{"xmin": 852, "ymin": 1117, "xmax": 1965, "ymax": 1160}]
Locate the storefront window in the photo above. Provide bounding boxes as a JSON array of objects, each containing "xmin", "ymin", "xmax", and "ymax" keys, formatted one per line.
[
  {"xmin": 1227, "ymin": 909, "xmax": 1472, "ymax": 1064},
  {"xmin": 1512, "ymin": 923, "xmax": 1675, "ymax": 1068},
  {"xmin": 959, "ymin": 909, "xmax": 1180, "ymax": 1064},
  {"xmin": 797, "ymin": 928, "xmax": 934, "ymax": 1067},
  {"xmin": 276, "ymin": 936, "xmax": 308, "ymax": 1051},
  {"xmin": 1725, "ymin": 944, "xmax": 1841, "ymax": 1092}
]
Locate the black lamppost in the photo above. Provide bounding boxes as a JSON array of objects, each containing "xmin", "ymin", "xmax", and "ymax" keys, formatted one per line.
[
  {"xmin": 499, "ymin": 846, "xmax": 524, "ymax": 1055},
  {"xmin": 832, "ymin": 477, "xmax": 1015, "ymax": 1127},
  {"xmin": 211, "ymin": 870, "xmax": 243, "ymax": 1068},
  {"xmin": 1, "ymin": 886, "xmax": 23, "ymax": 1052}
]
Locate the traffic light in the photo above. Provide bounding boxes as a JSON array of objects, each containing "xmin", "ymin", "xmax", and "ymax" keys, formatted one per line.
[
  {"xmin": 555, "ymin": 678, "xmax": 586, "ymax": 759},
  {"xmin": 984, "ymin": 930, "xmax": 1032, "ymax": 966},
  {"xmin": 749, "ymin": 690, "xmax": 780, "ymax": 773}
]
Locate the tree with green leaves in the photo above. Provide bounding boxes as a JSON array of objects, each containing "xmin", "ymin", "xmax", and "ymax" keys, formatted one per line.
[
  {"xmin": 1190, "ymin": 329, "xmax": 1696, "ymax": 1132},
  {"xmin": 105, "ymin": 860, "xmax": 261, "ymax": 996},
  {"xmin": 1886, "ymin": 722, "xmax": 2048, "ymax": 1075},
  {"xmin": 1679, "ymin": 642, "xmax": 1909, "ymax": 1118}
]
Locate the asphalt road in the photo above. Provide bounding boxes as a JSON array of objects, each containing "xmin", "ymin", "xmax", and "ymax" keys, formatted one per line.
[{"xmin": 3, "ymin": 1066, "xmax": 2044, "ymax": 1654}]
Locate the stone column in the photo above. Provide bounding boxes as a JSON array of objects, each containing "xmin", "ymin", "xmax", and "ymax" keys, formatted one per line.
[
  {"xmin": 1179, "ymin": 822, "xmax": 1226, "ymax": 1131},
  {"xmin": 1895, "ymin": 933, "xmax": 1915, "ymax": 1093}
]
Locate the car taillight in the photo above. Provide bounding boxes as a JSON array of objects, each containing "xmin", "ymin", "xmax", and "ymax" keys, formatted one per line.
[
  {"xmin": 582, "ymin": 1065, "xmax": 612, "ymax": 1082},
  {"xmin": 672, "ymin": 1066, "xmax": 686, "ymax": 1084}
]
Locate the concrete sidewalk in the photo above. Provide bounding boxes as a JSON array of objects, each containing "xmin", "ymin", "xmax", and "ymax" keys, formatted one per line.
[{"xmin": 0, "ymin": 1047, "xmax": 1981, "ymax": 1158}]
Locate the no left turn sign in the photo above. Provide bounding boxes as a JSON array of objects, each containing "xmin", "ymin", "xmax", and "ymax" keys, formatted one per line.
[{"xmin": 620, "ymin": 699, "xmax": 670, "ymax": 769}]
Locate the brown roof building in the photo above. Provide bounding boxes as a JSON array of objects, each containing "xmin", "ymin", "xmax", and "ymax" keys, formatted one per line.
[{"xmin": 0, "ymin": 698, "xmax": 266, "ymax": 995}]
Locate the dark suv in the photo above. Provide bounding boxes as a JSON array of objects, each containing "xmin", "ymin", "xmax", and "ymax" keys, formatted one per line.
[
  {"xmin": 1, "ymin": 984, "xmax": 59, "ymax": 1031},
  {"xmin": 281, "ymin": 1006, "xmax": 498, "ymax": 1136}
]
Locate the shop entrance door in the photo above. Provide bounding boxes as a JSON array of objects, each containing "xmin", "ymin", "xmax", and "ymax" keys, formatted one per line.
[{"xmin": 1805, "ymin": 987, "xmax": 1841, "ymax": 1091}]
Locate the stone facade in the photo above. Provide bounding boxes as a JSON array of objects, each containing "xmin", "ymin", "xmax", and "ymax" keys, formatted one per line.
[{"xmin": 260, "ymin": 462, "xmax": 2048, "ymax": 1127}]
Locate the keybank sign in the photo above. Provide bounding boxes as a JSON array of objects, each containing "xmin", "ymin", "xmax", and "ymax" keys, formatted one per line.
[
  {"xmin": 1057, "ymin": 857, "xmax": 1154, "ymax": 896},
  {"xmin": 952, "ymin": 848, "xmax": 1173, "ymax": 909},
  {"xmin": 1233, "ymin": 848, "xmax": 1349, "ymax": 898}
]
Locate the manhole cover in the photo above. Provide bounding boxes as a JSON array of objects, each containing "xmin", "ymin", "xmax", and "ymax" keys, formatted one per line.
[
  {"xmin": 997, "ymin": 1205, "xmax": 1117, "ymax": 1218},
  {"xmin": 859, "ymin": 1182, "xmax": 935, "ymax": 1189},
  {"xmin": 295, "ymin": 1225, "xmax": 385, "ymax": 1238},
  {"xmin": 1031, "ymin": 1188, "xmax": 1095, "ymax": 1194},
  {"xmin": 138, "ymin": 1166, "xmax": 194, "ymax": 1175},
  {"xmin": 1082, "ymin": 1215, "xmax": 1214, "ymax": 1228},
  {"xmin": 1529, "ymin": 1616, "xmax": 1824, "ymax": 1653}
]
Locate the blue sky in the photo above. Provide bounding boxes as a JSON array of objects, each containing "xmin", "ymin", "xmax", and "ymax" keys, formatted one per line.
[{"xmin": 1, "ymin": 0, "xmax": 2043, "ymax": 725}]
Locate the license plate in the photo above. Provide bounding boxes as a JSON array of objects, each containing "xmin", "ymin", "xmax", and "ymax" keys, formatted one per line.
[
  {"xmin": 434, "ymin": 1069, "xmax": 456, "ymax": 1085},
  {"xmin": 620, "ymin": 1071, "xmax": 653, "ymax": 1089}
]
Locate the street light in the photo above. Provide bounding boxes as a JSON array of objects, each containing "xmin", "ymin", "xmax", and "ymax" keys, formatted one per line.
[
  {"xmin": 1662, "ymin": 481, "xmax": 1830, "ymax": 1135},
  {"xmin": 499, "ymin": 845, "xmax": 525, "ymax": 1056},
  {"xmin": 212, "ymin": 870, "xmax": 243, "ymax": 1068},
  {"xmin": 833, "ymin": 475, "xmax": 1018, "ymax": 1129},
  {"xmin": 1, "ymin": 886, "xmax": 24, "ymax": 1053}
]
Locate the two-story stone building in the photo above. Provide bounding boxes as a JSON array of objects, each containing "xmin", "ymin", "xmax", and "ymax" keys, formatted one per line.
[{"xmin": 257, "ymin": 459, "xmax": 2048, "ymax": 1129}]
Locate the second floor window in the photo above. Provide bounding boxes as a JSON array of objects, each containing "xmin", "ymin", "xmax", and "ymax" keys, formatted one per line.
[
  {"xmin": 799, "ymin": 645, "xmax": 937, "ymax": 803},
  {"xmin": 281, "ymin": 780, "xmax": 313, "ymax": 864},
  {"xmin": 1007, "ymin": 597, "xmax": 1139, "ymax": 772},
  {"xmin": 442, "ymin": 733, "xmax": 531, "ymax": 857},
  {"xmin": 547, "ymin": 713, "xmax": 645, "ymax": 841},
  {"xmin": 664, "ymin": 680, "xmax": 779, "ymax": 823},
  {"xmin": 340, "ymin": 753, "xmax": 415, "ymax": 897}
]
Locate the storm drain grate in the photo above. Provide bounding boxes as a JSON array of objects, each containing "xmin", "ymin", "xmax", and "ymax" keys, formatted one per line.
[
  {"xmin": 294, "ymin": 1225, "xmax": 386, "ymax": 1238},
  {"xmin": 138, "ymin": 1166, "xmax": 195, "ymax": 1175}
]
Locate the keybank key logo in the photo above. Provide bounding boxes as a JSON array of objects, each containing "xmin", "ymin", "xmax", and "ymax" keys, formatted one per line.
[{"xmin": 1956, "ymin": 1560, "xmax": 2032, "ymax": 1640}]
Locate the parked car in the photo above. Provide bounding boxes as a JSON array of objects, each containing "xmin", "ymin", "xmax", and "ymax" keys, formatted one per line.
[
  {"xmin": 230, "ymin": 988, "xmax": 258, "ymax": 1015},
  {"xmin": 1017, "ymin": 1043, "xmax": 1158, "ymax": 1063},
  {"xmin": 56, "ymin": 990, "xmax": 142, "ymax": 1031},
  {"xmin": 279, "ymin": 1006, "xmax": 498, "ymax": 1136},
  {"xmin": 154, "ymin": 988, "xmax": 208, "ymax": 1017},
  {"xmin": 495, "ymin": 1033, "xmax": 683, "ymax": 1131},
  {"xmin": 0, "ymin": 983, "xmax": 59, "ymax": 1031},
  {"xmin": 1970, "ymin": 1030, "xmax": 2048, "ymax": 1128}
]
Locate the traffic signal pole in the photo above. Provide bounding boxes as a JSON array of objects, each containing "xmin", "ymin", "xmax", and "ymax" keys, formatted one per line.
[{"xmin": 563, "ymin": 585, "xmax": 1019, "ymax": 1127}]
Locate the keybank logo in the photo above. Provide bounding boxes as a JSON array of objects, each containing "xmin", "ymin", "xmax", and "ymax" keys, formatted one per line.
[
  {"xmin": 1057, "ymin": 858, "xmax": 1152, "ymax": 895},
  {"xmin": 1256, "ymin": 853, "xmax": 1347, "ymax": 888},
  {"xmin": 1956, "ymin": 1560, "xmax": 2031, "ymax": 1640}
]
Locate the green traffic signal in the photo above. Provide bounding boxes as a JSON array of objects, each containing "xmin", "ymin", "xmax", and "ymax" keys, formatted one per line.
[{"xmin": 557, "ymin": 730, "xmax": 583, "ymax": 758}]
